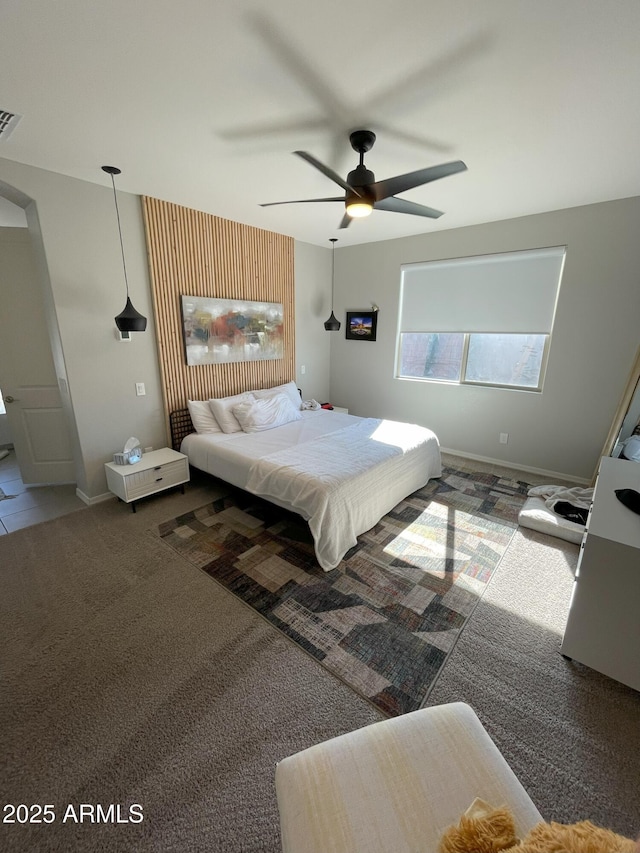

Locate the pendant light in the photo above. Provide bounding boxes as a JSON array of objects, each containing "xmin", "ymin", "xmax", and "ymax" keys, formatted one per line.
[
  {"xmin": 102, "ymin": 165, "xmax": 147, "ymax": 332},
  {"xmin": 324, "ymin": 238, "xmax": 340, "ymax": 331}
]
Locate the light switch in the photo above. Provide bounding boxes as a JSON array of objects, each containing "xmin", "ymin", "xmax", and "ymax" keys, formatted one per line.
[{"xmin": 135, "ymin": 382, "xmax": 146, "ymax": 396}]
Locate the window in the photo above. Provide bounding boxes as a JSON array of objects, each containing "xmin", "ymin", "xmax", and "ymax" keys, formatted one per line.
[
  {"xmin": 396, "ymin": 247, "xmax": 565, "ymax": 391},
  {"xmin": 465, "ymin": 333, "xmax": 546, "ymax": 387}
]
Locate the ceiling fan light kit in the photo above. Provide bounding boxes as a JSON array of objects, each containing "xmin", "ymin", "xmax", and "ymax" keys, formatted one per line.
[
  {"xmin": 261, "ymin": 129, "xmax": 467, "ymax": 230},
  {"xmin": 345, "ymin": 199, "xmax": 373, "ymax": 218}
]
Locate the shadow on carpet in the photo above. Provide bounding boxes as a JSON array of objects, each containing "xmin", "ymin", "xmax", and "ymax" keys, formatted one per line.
[{"xmin": 152, "ymin": 466, "xmax": 530, "ymax": 716}]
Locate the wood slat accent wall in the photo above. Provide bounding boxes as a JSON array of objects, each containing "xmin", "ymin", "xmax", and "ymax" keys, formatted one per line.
[{"xmin": 142, "ymin": 196, "xmax": 295, "ymax": 422}]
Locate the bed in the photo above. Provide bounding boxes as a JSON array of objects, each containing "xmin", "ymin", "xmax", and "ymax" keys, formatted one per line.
[{"xmin": 171, "ymin": 384, "xmax": 441, "ymax": 571}]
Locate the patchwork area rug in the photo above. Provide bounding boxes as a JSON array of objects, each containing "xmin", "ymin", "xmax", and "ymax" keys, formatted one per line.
[{"xmin": 153, "ymin": 466, "xmax": 530, "ymax": 716}]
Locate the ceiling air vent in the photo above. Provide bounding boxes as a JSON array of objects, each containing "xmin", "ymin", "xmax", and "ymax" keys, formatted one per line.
[{"xmin": 0, "ymin": 110, "xmax": 22, "ymax": 141}]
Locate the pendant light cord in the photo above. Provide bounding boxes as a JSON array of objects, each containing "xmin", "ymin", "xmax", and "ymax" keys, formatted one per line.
[
  {"xmin": 330, "ymin": 237, "xmax": 337, "ymax": 309},
  {"xmin": 108, "ymin": 171, "xmax": 130, "ymax": 299}
]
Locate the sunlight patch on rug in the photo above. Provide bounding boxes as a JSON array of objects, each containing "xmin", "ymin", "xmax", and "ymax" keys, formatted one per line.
[{"xmin": 152, "ymin": 466, "xmax": 530, "ymax": 716}]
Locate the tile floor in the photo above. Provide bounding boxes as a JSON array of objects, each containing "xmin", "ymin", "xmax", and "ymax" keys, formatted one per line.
[{"xmin": 0, "ymin": 448, "xmax": 86, "ymax": 535}]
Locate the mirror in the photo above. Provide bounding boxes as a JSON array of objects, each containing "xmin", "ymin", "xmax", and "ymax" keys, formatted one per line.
[{"xmin": 600, "ymin": 345, "xmax": 640, "ymax": 463}]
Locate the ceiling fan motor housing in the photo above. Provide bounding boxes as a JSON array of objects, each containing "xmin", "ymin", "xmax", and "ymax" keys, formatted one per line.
[{"xmin": 347, "ymin": 165, "xmax": 376, "ymax": 204}]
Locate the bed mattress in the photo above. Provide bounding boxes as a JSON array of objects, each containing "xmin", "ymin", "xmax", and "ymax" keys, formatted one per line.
[{"xmin": 181, "ymin": 410, "xmax": 441, "ymax": 570}]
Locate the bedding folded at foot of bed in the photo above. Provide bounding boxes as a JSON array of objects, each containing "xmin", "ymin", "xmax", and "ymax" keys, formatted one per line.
[{"xmin": 245, "ymin": 417, "xmax": 441, "ymax": 569}]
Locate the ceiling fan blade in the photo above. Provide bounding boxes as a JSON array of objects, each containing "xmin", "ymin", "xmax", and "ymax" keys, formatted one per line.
[
  {"xmin": 363, "ymin": 34, "xmax": 490, "ymax": 122},
  {"xmin": 220, "ymin": 116, "xmax": 327, "ymax": 142},
  {"xmin": 369, "ymin": 121, "xmax": 451, "ymax": 155},
  {"xmin": 372, "ymin": 160, "xmax": 467, "ymax": 201},
  {"xmin": 249, "ymin": 12, "xmax": 351, "ymax": 128},
  {"xmin": 294, "ymin": 151, "xmax": 362, "ymax": 197},
  {"xmin": 260, "ymin": 197, "xmax": 344, "ymax": 207},
  {"xmin": 374, "ymin": 197, "xmax": 444, "ymax": 219},
  {"xmin": 338, "ymin": 212, "xmax": 352, "ymax": 229}
]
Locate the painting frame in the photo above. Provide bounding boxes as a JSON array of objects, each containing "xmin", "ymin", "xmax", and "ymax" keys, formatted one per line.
[
  {"xmin": 345, "ymin": 310, "xmax": 378, "ymax": 342},
  {"xmin": 180, "ymin": 295, "xmax": 284, "ymax": 366}
]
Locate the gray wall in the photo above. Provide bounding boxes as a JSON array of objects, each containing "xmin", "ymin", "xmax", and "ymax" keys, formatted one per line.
[
  {"xmin": 329, "ymin": 197, "xmax": 640, "ymax": 481},
  {"xmin": 0, "ymin": 158, "xmax": 333, "ymax": 499},
  {"xmin": 294, "ymin": 240, "xmax": 332, "ymax": 404},
  {"xmin": 0, "ymin": 195, "xmax": 27, "ymax": 227}
]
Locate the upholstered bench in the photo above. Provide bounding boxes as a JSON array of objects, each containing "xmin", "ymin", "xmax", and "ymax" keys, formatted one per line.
[{"xmin": 275, "ymin": 702, "xmax": 542, "ymax": 853}]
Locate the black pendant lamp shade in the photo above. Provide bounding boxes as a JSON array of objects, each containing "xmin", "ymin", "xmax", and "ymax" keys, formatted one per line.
[
  {"xmin": 115, "ymin": 296, "xmax": 147, "ymax": 332},
  {"xmin": 324, "ymin": 238, "xmax": 341, "ymax": 331},
  {"xmin": 102, "ymin": 166, "xmax": 147, "ymax": 333},
  {"xmin": 324, "ymin": 310, "xmax": 340, "ymax": 331}
]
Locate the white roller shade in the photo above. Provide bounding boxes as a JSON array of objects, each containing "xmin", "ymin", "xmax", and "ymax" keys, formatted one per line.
[{"xmin": 399, "ymin": 247, "xmax": 566, "ymax": 333}]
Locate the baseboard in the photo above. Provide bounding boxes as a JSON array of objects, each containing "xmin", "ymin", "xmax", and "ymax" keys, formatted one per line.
[
  {"xmin": 76, "ymin": 489, "xmax": 113, "ymax": 506},
  {"xmin": 439, "ymin": 446, "xmax": 590, "ymax": 485}
]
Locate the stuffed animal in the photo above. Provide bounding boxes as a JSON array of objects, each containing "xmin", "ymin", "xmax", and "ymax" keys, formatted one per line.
[{"xmin": 438, "ymin": 798, "xmax": 638, "ymax": 853}]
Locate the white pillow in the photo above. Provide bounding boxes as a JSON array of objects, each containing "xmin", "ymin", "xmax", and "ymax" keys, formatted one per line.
[
  {"xmin": 253, "ymin": 380, "xmax": 301, "ymax": 410},
  {"xmin": 209, "ymin": 391, "xmax": 255, "ymax": 434},
  {"xmin": 187, "ymin": 399, "xmax": 222, "ymax": 434},
  {"xmin": 233, "ymin": 393, "xmax": 302, "ymax": 433}
]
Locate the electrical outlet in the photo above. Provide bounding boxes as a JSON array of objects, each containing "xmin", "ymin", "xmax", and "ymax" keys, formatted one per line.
[
  {"xmin": 301, "ymin": 365, "xmax": 306, "ymax": 375},
  {"xmin": 499, "ymin": 432, "xmax": 509, "ymax": 444},
  {"xmin": 135, "ymin": 382, "xmax": 146, "ymax": 396}
]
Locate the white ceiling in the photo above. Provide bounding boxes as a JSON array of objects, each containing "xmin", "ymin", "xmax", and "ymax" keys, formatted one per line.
[{"xmin": 2, "ymin": 0, "xmax": 640, "ymax": 246}]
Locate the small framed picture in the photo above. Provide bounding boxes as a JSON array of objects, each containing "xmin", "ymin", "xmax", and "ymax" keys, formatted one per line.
[{"xmin": 345, "ymin": 311, "xmax": 377, "ymax": 341}]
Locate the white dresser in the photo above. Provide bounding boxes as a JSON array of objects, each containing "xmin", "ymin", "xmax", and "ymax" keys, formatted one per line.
[
  {"xmin": 105, "ymin": 447, "xmax": 189, "ymax": 512},
  {"xmin": 560, "ymin": 455, "xmax": 640, "ymax": 691}
]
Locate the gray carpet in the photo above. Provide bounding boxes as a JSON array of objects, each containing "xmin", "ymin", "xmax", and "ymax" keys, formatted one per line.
[{"xmin": 1, "ymin": 460, "xmax": 638, "ymax": 852}]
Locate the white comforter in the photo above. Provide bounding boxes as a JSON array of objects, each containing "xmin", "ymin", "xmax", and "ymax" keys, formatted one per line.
[
  {"xmin": 182, "ymin": 411, "xmax": 441, "ymax": 571},
  {"xmin": 245, "ymin": 416, "xmax": 441, "ymax": 570}
]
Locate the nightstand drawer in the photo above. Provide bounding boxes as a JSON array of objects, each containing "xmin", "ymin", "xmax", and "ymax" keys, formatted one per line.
[{"xmin": 125, "ymin": 459, "xmax": 188, "ymax": 500}]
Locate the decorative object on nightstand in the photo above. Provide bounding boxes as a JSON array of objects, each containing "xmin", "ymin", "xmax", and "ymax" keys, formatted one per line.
[
  {"xmin": 112, "ymin": 436, "xmax": 142, "ymax": 466},
  {"xmin": 321, "ymin": 403, "xmax": 349, "ymax": 413},
  {"xmin": 105, "ymin": 448, "xmax": 189, "ymax": 512}
]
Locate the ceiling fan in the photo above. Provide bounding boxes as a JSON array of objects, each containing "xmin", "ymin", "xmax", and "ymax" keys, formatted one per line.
[{"xmin": 260, "ymin": 129, "xmax": 467, "ymax": 229}]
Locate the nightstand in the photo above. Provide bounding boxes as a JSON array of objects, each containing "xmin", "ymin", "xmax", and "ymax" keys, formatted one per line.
[{"xmin": 105, "ymin": 447, "xmax": 189, "ymax": 512}]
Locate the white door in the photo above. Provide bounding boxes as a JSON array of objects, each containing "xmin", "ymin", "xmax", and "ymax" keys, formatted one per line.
[
  {"xmin": 0, "ymin": 227, "xmax": 76, "ymax": 484},
  {"xmin": 2, "ymin": 385, "xmax": 75, "ymax": 483}
]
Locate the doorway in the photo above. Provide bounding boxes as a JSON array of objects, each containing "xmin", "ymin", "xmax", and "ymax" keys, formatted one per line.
[{"xmin": 0, "ymin": 193, "xmax": 76, "ymax": 487}]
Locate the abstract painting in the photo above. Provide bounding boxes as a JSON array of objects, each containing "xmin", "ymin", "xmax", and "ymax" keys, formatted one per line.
[{"xmin": 181, "ymin": 296, "xmax": 284, "ymax": 365}]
